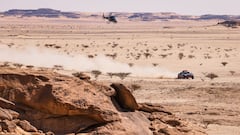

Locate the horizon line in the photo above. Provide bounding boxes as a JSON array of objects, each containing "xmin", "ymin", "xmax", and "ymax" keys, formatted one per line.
[{"xmin": 1, "ymin": 8, "xmax": 240, "ymax": 16}]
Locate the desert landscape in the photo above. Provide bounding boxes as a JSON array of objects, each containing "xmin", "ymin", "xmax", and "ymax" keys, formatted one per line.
[{"xmin": 0, "ymin": 9, "xmax": 240, "ymax": 135}]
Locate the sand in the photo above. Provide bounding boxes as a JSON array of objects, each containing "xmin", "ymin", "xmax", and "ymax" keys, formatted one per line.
[{"xmin": 0, "ymin": 16, "xmax": 240, "ymax": 135}]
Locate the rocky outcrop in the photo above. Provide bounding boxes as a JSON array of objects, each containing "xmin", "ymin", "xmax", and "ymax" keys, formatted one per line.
[
  {"xmin": 110, "ymin": 83, "xmax": 139, "ymax": 112},
  {"xmin": 0, "ymin": 68, "xmax": 118, "ymax": 134},
  {"xmin": 0, "ymin": 67, "xmax": 206, "ymax": 134}
]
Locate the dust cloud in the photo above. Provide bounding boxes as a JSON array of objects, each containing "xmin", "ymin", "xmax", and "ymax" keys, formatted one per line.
[{"xmin": 0, "ymin": 45, "xmax": 176, "ymax": 78}]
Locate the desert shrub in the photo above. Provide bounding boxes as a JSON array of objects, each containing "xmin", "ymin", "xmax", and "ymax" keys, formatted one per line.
[
  {"xmin": 178, "ymin": 53, "xmax": 184, "ymax": 60},
  {"xmin": 143, "ymin": 52, "xmax": 152, "ymax": 59},
  {"xmin": 206, "ymin": 73, "xmax": 218, "ymax": 80},
  {"xmin": 152, "ymin": 63, "xmax": 158, "ymax": 67},
  {"xmin": 167, "ymin": 44, "xmax": 173, "ymax": 49},
  {"xmin": 204, "ymin": 53, "xmax": 212, "ymax": 59},
  {"xmin": 221, "ymin": 62, "xmax": 228, "ymax": 66},
  {"xmin": 45, "ymin": 44, "xmax": 55, "ymax": 48},
  {"xmin": 88, "ymin": 55, "xmax": 94, "ymax": 58},
  {"xmin": 26, "ymin": 65, "xmax": 34, "ymax": 69},
  {"xmin": 177, "ymin": 43, "xmax": 185, "ymax": 48},
  {"xmin": 229, "ymin": 71, "xmax": 235, "ymax": 75},
  {"xmin": 160, "ymin": 54, "xmax": 167, "ymax": 58},
  {"xmin": 13, "ymin": 63, "xmax": 23, "ymax": 68},
  {"xmin": 54, "ymin": 45, "xmax": 61, "ymax": 49},
  {"xmin": 114, "ymin": 73, "xmax": 131, "ymax": 80},
  {"xmin": 128, "ymin": 63, "xmax": 134, "ymax": 67},
  {"xmin": 53, "ymin": 65, "xmax": 63, "ymax": 70},
  {"xmin": 82, "ymin": 44, "xmax": 89, "ymax": 48},
  {"xmin": 107, "ymin": 73, "xmax": 114, "ymax": 78},
  {"xmin": 91, "ymin": 70, "xmax": 102, "ymax": 79},
  {"xmin": 105, "ymin": 53, "xmax": 117, "ymax": 59},
  {"xmin": 152, "ymin": 48, "xmax": 158, "ymax": 51},
  {"xmin": 188, "ymin": 55, "xmax": 195, "ymax": 59},
  {"xmin": 112, "ymin": 43, "xmax": 118, "ymax": 48},
  {"xmin": 135, "ymin": 54, "xmax": 141, "ymax": 60},
  {"xmin": 225, "ymin": 53, "xmax": 230, "ymax": 58}
]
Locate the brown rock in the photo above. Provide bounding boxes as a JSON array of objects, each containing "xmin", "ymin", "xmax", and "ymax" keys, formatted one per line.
[
  {"xmin": 0, "ymin": 69, "xmax": 119, "ymax": 134},
  {"xmin": 17, "ymin": 120, "xmax": 38, "ymax": 132},
  {"xmin": 88, "ymin": 111, "xmax": 153, "ymax": 135},
  {"xmin": 110, "ymin": 83, "xmax": 139, "ymax": 111},
  {"xmin": 0, "ymin": 120, "xmax": 17, "ymax": 132},
  {"xmin": 0, "ymin": 97, "xmax": 16, "ymax": 110},
  {"xmin": 0, "ymin": 67, "xmax": 206, "ymax": 135},
  {"xmin": 138, "ymin": 103, "xmax": 172, "ymax": 115},
  {"xmin": 4, "ymin": 109, "xmax": 19, "ymax": 119},
  {"xmin": 0, "ymin": 107, "xmax": 13, "ymax": 120}
]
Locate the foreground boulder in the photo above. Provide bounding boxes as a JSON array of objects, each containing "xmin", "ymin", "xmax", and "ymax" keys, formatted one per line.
[
  {"xmin": 110, "ymin": 83, "xmax": 139, "ymax": 112},
  {"xmin": 0, "ymin": 67, "xmax": 206, "ymax": 135}
]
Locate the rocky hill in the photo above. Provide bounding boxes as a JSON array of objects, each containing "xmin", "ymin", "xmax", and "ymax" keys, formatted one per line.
[
  {"xmin": 0, "ymin": 66, "xmax": 206, "ymax": 135},
  {"xmin": 1, "ymin": 8, "xmax": 240, "ymax": 21},
  {"xmin": 2, "ymin": 8, "xmax": 80, "ymax": 18}
]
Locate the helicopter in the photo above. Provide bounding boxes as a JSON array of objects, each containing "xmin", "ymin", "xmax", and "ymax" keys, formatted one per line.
[{"xmin": 102, "ymin": 13, "xmax": 117, "ymax": 23}]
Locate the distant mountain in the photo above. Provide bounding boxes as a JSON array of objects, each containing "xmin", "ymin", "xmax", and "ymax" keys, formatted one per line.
[
  {"xmin": 1, "ymin": 8, "xmax": 240, "ymax": 21},
  {"xmin": 2, "ymin": 8, "xmax": 80, "ymax": 18},
  {"xmin": 198, "ymin": 14, "xmax": 240, "ymax": 20},
  {"xmin": 126, "ymin": 12, "xmax": 197, "ymax": 21}
]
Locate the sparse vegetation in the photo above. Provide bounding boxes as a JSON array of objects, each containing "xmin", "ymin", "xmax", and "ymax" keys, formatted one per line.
[
  {"xmin": 13, "ymin": 63, "xmax": 23, "ymax": 68},
  {"xmin": 107, "ymin": 73, "xmax": 114, "ymax": 78},
  {"xmin": 152, "ymin": 63, "xmax": 158, "ymax": 67},
  {"xmin": 26, "ymin": 65, "xmax": 34, "ymax": 69},
  {"xmin": 143, "ymin": 52, "xmax": 152, "ymax": 59},
  {"xmin": 178, "ymin": 53, "xmax": 184, "ymax": 60},
  {"xmin": 53, "ymin": 65, "xmax": 63, "ymax": 70},
  {"xmin": 54, "ymin": 45, "xmax": 61, "ymax": 49},
  {"xmin": 82, "ymin": 44, "xmax": 89, "ymax": 48},
  {"xmin": 229, "ymin": 71, "xmax": 235, "ymax": 75},
  {"xmin": 221, "ymin": 62, "xmax": 228, "ymax": 66},
  {"xmin": 167, "ymin": 44, "xmax": 173, "ymax": 49},
  {"xmin": 152, "ymin": 47, "xmax": 158, "ymax": 51},
  {"xmin": 188, "ymin": 55, "xmax": 195, "ymax": 59},
  {"xmin": 204, "ymin": 53, "xmax": 212, "ymax": 59},
  {"xmin": 128, "ymin": 63, "xmax": 134, "ymax": 67},
  {"xmin": 206, "ymin": 73, "xmax": 218, "ymax": 80},
  {"xmin": 105, "ymin": 53, "xmax": 117, "ymax": 59},
  {"xmin": 91, "ymin": 70, "xmax": 102, "ymax": 80},
  {"xmin": 114, "ymin": 72, "xmax": 131, "ymax": 80},
  {"xmin": 107, "ymin": 72, "xmax": 131, "ymax": 80},
  {"xmin": 88, "ymin": 55, "xmax": 94, "ymax": 58},
  {"xmin": 160, "ymin": 54, "xmax": 168, "ymax": 58}
]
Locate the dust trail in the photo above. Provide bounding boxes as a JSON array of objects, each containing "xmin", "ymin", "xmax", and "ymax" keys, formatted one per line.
[{"xmin": 0, "ymin": 45, "xmax": 176, "ymax": 78}]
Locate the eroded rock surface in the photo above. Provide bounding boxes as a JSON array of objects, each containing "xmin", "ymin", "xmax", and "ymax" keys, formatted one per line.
[{"xmin": 0, "ymin": 67, "xmax": 206, "ymax": 135}]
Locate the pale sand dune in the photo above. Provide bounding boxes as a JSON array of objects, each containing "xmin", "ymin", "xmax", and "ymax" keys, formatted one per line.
[{"xmin": 0, "ymin": 16, "xmax": 240, "ymax": 134}]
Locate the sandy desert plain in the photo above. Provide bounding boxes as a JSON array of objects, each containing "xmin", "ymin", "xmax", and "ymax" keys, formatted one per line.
[{"xmin": 0, "ymin": 15, "xmax": 240, "ymax": 135}]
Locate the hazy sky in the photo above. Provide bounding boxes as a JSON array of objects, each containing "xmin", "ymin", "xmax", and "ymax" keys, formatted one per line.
[{"xmin": 1, "ymin": 0, "xmax": 239, "ymax": 15}]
